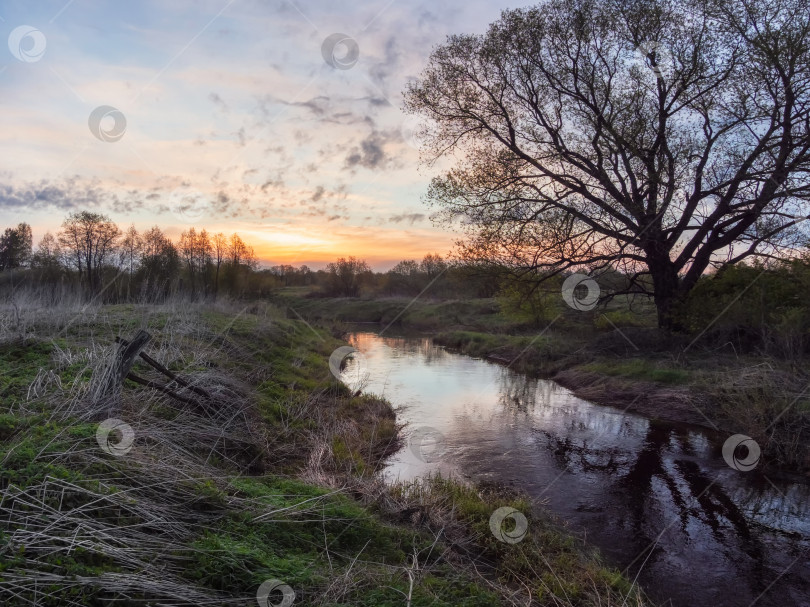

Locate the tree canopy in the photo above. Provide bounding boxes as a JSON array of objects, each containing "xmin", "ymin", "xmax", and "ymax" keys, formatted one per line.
[{"xmin": 404, "ymin": 0, "xmax": 810, "ymax": 328}]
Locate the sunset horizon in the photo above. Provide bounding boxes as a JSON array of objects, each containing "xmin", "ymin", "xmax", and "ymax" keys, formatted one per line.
[
  {"xmin": 0, "ymin": 0, "xmax": 517, "ymax": 270},
  {"xmin": 16, "ymin": 211, "xmax": 458, "ymax": 271}
]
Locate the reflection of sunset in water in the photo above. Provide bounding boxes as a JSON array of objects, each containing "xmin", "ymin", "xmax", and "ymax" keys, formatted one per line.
[{"xmin": 345, "ymin": 329, "xmax": 810, "ymax": 607}]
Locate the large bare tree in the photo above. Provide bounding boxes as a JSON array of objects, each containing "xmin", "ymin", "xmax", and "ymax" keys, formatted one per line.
[{"xmin": 404, "ymin": 0, "xmax": 810, "ymax": 329}]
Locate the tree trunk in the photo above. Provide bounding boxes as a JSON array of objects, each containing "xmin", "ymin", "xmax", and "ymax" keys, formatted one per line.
[
  {"xmin": 92, "ymin": 329, "xmax": 152, "ymax": 408},
  {"xmin": 649, "ymin": 257, "xmax": 684, "ymax": 332}
]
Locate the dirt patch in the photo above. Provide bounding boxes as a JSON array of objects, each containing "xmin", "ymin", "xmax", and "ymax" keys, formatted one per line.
[{"xmin": 551, "ymin": 368, "xmax": 715, "ymax": 429}]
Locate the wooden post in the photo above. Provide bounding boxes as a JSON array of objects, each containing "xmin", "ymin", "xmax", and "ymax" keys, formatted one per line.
[
  {"xmin": 93, "ymin": 330, "xmax": 151, "ymax": 406},
  {"xmin": 117, "ymin": 330, "xmax": 152, "ymax": 383}
]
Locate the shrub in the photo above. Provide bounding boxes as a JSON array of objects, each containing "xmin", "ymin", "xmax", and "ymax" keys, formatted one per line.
[{"xmin": 679, "ymin": 260, "xmax": 810, "ymax": 357}]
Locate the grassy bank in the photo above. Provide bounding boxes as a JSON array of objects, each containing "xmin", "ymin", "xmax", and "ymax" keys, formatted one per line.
[
  {"xmin": 0, "ymin": 297, "xmax": 645, "ymax": 605},
  {"xmin": 276, "ymin": 290, "xmax": 512, "ymax": 333},
  {"xmin": 276, "ymin": 291, "xmax": 810, "ymax": 474},
  {"xmin": 433, "ymin": 330, "xmax": 810, "ymax": 473}
]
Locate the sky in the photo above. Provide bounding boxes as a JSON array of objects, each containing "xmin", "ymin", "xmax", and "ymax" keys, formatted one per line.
[{"xmin": 0, "ymin": 0, "xmax": 524, "ymax": 270}]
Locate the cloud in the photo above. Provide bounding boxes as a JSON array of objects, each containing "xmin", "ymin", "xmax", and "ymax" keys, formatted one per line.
[
  {"xmin": 0, "ymin": 0, "xmax": 516, "ymax": 256},
  {"xmin": 0, "ymin": 178, "xmax": 141, "ymax": 214},
  {"xmin": 368, "ymin": 35, "xmax": 402, "ymax": 92},
  {"xmin": 259, "ymin": 94, "xmax": 332, "ymax": 118},
  {"xmin": 390, "ymin": 213, "xmax": 426, "ymax": 225},
  {"xmin": 359, "ymin": 96, "xmax": 391, "ymax": 108},
  {"xmin": 209, "ymin": 92, "xmax": 229, "ymax": 112},
  {"xmin": 345, "ymin": 131, "xmax": 394, "ymax": 170}
]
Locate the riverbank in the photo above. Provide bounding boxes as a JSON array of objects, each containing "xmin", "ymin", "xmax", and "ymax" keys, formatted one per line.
[
  {"xmin": 0, "ymin": 298, "xmax": 646, "ymax": 605},
  {"xmin": 434, "ymin": 331, "xmax": 810, "ymax": 476},
  {"xmin": 276, "ymin": 292, "xmax": 810, "ymax": 474}
]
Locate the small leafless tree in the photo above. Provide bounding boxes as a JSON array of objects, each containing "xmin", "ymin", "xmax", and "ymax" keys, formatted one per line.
[
  {"xmin": 326, "ymin": 257, "xmax": 371, "ymax": 296},
  {"xmin": 212, "ymin": 232, "xmax": 227, "ymax": 297},
  {"xmin": 179, "ymin": 228, "xmax": 212, "ymax": 296},
  {"xmin": 119, "ymin": 224, "xmax": 142, "ymax": 277}
]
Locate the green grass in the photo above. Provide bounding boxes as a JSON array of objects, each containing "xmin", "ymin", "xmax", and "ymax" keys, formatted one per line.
[
  {"xmin": 0, "ymin": 339, "xmax": 52, "ymax": 405},
  {"xmin": 581, "ymin": 359, "xmax": 691, "ymax": 385},
  {"xmin": 0, "ymin": 299, "xmax": 650, "ymax": 605},
  {"xmin": 594, "ymin": 308, "xmax": 654, "ymax": 329},
  {"xmin": 390, "ymin": 475, "xmax": 641, "ymax": 604},
  {"xmin": 273, "ymin": 292, "xmax": 511, "ymax": 332},
  {"xmin": 0, "ymin": 302, "xmax": 513, "ymax": 605}
]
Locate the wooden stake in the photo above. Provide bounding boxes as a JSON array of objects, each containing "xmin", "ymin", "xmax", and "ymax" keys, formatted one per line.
[{"xmin": 115, "ymin": 336, "xmax": 211, "ymax": 398}]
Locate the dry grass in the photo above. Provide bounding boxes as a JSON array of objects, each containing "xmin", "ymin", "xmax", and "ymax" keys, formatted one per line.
[
  {"xmin": 0, "ymin": 293, "xmax": 650, "ymax": 606},
  {"xmin": 0, "ymin": 300, "xmax": 275, "ymax": 604}
]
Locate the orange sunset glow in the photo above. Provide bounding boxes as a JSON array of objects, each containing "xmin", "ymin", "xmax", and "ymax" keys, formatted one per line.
[{"xmin": 0, "ymin": 1, "xmax": 517, "ymax": 270}]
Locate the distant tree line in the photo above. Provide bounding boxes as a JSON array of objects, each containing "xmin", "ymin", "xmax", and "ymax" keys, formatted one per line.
[
  {"xmin": 0, "ymin": 212, "xmax": 260, "ymax": 302},
  {"xmin": 0, "ymin": 212, "xmax": 500, "ymax": 303},
  {"xmin": 2, "ymin": 211, "xmax": 808, "ymax": 354},
  {"xmin": 311, "ymin": 254, "xmax": 500, "ymax": 299}
]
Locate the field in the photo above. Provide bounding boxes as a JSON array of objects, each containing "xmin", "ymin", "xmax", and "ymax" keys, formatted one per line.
[{"xmin": 0, "ymin": 296, "xmax": 647, "ymax": 606}]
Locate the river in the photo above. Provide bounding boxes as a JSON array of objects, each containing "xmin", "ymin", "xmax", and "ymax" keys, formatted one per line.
[{"xmin": 341, "ymin": 330, "xmax": 810, "ymax": 607}]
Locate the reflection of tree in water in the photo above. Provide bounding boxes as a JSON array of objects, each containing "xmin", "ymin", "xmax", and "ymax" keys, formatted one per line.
[
  {"xmin": 349, "ymin": 333, "xmax": 450, "ymax": 365},
  {"xmin": 733, "ymin": 483, "xmax": 810, "ymax": 534},
  {"xmin": 541, "ymin": 419, "xmax": 810, "ymax": 599},
  {"xmin": 540, "ymin": 429, "xmax": 630, "ymax": 475},
  {"xmin": 380, "ymin": 336, "xmax": 448, "ymax": 364},
  {"xmin": 495, "ymin": 368, "xmax": 553, "ymax": 413},
  {"xmin": 494, "ymin": 366, "xmax": 810, "ymax": 556},
  {"xmin": 355, "ymin": 331, "xmax": 810, "ymax": 604}
]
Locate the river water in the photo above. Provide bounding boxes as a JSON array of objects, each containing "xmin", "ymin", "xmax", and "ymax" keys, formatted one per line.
[{"xmin": 342, "ymin": 330, "xmax": 810, "ymax": 607}]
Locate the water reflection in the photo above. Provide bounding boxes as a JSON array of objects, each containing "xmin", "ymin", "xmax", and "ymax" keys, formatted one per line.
[{"xmin": 345, "ymin": 331, "xmax": 810, "ymax": 607}]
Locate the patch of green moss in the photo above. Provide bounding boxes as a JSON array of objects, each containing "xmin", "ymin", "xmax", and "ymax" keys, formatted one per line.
[{"xmin": 0, "ymin": 339, "xmax": 53, "ymax": 406}]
